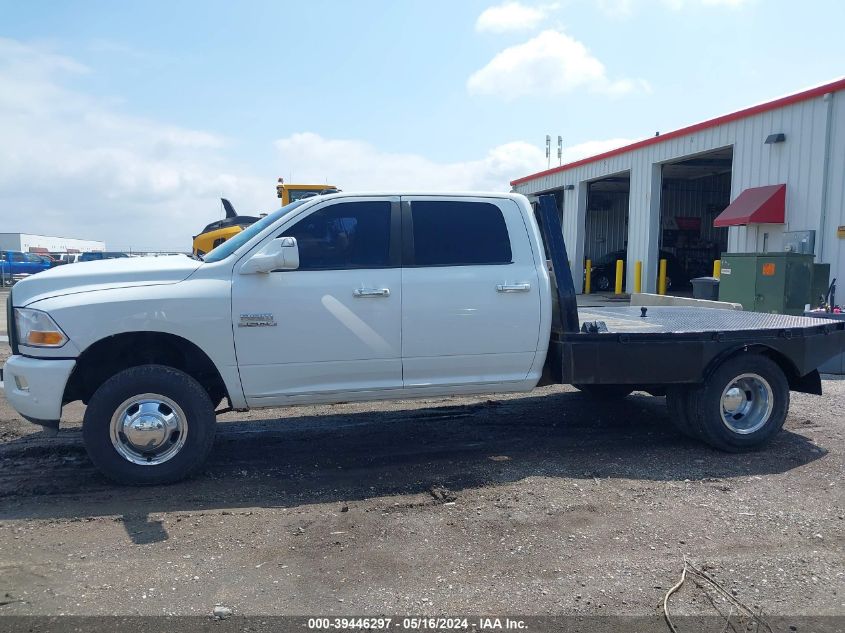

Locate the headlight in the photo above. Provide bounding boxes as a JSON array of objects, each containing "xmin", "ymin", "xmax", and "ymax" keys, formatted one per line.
[{"xmin": 14, "ymin": 308, "xmax": 68, "ymax": 347}]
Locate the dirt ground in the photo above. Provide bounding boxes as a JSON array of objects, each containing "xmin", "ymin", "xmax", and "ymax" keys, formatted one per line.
[{"xmin": 0, "ymin": 339, "xmax": 843, "ymax": 622}]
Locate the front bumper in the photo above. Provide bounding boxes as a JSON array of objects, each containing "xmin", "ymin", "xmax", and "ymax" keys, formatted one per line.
[{"xmin": 1, "ymin": 355, "xmax": 76, "ymax": 423}]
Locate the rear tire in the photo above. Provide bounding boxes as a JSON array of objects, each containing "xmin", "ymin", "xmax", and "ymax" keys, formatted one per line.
[
  {"xmin": 665, "ymin": 387, "xmax": 699, "ymax": 439},
  {"xmin": 574, "ymin": 384, "xmax": 633, "ymax": 399},
  {"xmin": 82, "ymin": 364, "xmax": 216, "ymax": 485},
  {"xmin": 684, "ymin": 354, "xmax": 789, "ymax": 452}
]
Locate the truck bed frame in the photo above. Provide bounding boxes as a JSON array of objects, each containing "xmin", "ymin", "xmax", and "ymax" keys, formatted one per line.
[{"xmin": 535, "ymin": 194, "xmax": 845, "ymax": 392}]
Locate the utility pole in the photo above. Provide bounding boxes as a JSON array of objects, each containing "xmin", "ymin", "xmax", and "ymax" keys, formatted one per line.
[
  {"xmin": 545, "ymin": 135, "xmax": 551, "ymax": 169},
  {"xmin": 557, "ymin": 136, "xmax": 563, "ymax": 166}
]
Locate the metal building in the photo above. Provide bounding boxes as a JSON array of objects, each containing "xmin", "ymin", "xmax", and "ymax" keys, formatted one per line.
[
  {"xmin": 0, "ymin": 233, "xmax": 105, "ymax": 254},
  {"xmin": 511, "ymin": 78, "xmax": 845, "ymax": 295}
]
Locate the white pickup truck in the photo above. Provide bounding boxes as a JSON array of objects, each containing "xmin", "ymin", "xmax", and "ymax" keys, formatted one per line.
[{"xmin": 3, "ymin": 192, "xmax": 843, "ymax": 484}]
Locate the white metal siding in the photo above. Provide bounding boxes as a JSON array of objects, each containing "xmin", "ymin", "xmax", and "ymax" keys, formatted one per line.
[
  {"xmin": 0, "ymin": 233, "xmax": 105, "ymax": 253},
  {"xmin": 514, "ymin": 89, "xmax": 845, "ymax": 294}
]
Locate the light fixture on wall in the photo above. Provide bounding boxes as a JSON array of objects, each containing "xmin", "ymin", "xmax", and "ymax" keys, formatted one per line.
[
  {"xmin": 563, "ymin": 184, "xmax": 575, "ymax": 191},
  {"xmin": 765, "ymin": 133, "xmax": 786, "ymax": 144}
]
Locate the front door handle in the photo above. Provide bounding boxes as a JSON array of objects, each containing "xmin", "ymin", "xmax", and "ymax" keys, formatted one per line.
[
  {"xmin": 353, "ymin": 287, "xmax": 391, "ymax": 298},
  {"xmin": 496, "ymin": 283, "xmax": 531, "ymax": 293}
]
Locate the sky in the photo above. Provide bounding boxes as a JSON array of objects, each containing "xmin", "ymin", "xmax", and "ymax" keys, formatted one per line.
[{"xmin": 1, "ymin": 0, "xmax": 844, "ymax": 252}]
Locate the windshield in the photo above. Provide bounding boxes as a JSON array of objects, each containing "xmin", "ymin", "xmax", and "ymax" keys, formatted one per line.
[{"xmin": 203, "ymin": 200, "xmax": 309, "ymax": 263}]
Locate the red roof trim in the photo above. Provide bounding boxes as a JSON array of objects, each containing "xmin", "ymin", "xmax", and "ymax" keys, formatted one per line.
[
  {"xmin": 713, "ymin": 184, "xmax": 786, "ymax": 227},
  {"xmin": 511, "ymin": 77, "xmax": 845, "ymax": 186}
]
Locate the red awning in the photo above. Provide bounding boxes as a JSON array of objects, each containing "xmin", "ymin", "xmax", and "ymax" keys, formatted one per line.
[
  {"xmin": 28, "ymin": 247, "xmax": 49, "ymax": 254},
  {"xmin": 714, "ymin": 184, "xmax": 786, "ymax": 227}
]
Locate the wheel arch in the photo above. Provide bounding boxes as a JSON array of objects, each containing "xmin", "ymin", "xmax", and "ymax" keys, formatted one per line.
[
  {"xmin": 64, "ymin": 331, "xmax": 230, "ymax": 407},
  {"xmin": 704, "ymin": 344, "xmax": 821, "ymax": 395}
]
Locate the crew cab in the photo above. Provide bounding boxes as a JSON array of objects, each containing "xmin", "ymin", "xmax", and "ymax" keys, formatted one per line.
[{"xmin": 3, "ymin": 192, "xmax": 844, "ymax": 484}]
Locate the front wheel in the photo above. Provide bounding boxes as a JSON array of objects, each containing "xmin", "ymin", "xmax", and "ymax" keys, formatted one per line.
[
  {"xmin": 683, "ymin": 354, "xmax": 789, "ymax": 451},
  {"xmin": 82, "ymin": 365, "xmax": 216, "ymax": 485}
]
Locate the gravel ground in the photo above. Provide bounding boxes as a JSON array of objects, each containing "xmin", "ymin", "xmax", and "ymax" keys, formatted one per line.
[{"xmin": 0, "ymin": 339, "xmax": 843, "ymax": 622}]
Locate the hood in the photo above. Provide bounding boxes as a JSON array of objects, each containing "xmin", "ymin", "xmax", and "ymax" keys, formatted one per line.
[{"xmin": 13, "ymin": 255, "xmax": 203, "ymax": 306}]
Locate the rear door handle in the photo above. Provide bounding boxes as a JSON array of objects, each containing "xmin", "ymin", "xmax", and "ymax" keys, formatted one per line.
[
  {"xmin": 353, "ymin": 287, "xmax": 390, "ymax": 298},
  {"xmin": 496, "ymin": 283, "xmax": 531, "ymax": 293}
]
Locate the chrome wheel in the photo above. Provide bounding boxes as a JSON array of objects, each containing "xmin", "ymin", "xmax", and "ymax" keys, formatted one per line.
[
  {"xmin": 109, "ymin": 393, "xmax": 188, "ymax": 465},
  {"xmin": 719, "ymin": 373, "xmax": 773, "ymax": 435}
]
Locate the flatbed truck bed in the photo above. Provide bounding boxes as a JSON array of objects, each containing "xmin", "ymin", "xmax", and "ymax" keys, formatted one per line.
[{"xmin": 535, "ymin": 194, "xmax": 845, "ymax": 451}]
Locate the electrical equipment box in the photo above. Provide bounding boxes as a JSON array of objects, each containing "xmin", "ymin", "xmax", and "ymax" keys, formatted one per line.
[
  {"xmin": 783, "ymin": 230, "xmax": 816, "ymax": 254},
  {"xmin": 718, "ymin": 253, "xmax": 821, "ymax": 314}
]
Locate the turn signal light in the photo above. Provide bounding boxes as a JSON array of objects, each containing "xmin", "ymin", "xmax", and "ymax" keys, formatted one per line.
[{"xmin": 27, "ymin": 331, "xmax": 66, "ymax": 346}]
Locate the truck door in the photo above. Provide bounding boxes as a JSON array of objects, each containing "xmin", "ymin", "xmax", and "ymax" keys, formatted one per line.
[
  {"xmin": 232, "ymin": 197, "xmax": 402, "ymax": 405},
  {"xmin": 400, "ymin": 196, "xmax": 542, "ymax": 388}
]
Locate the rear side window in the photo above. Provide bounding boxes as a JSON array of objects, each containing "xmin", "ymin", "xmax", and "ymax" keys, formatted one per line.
[
  {"xmin": 11, "ymin": 253, "xmax": 25, "ymax": 262},
  {"xmin": 280, "ymin": 201, "xmax": 392, "ymax": 270},
  {"xmin": 410, "ymin": 201, "xmax": 512, "ymax": 266}
]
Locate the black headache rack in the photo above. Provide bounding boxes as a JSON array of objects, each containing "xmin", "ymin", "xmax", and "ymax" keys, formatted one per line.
[{"xmin": 534, "ymin": 194, "xmax": 845, "ymax": 390}]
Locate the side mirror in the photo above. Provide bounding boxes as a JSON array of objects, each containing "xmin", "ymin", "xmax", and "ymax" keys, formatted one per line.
[{"xmin": 240, "ymin": 236, "xmax": 299, "ymax": 274}]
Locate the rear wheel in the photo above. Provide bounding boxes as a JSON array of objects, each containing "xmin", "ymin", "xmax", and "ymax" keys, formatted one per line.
[
  {"xmin": 574, "ymin": 384, "xmax": 633, "ymax": 400},
  {"xmin": 82, "ymin": 364, "xmax": 216, "ymax": 485},
  {"xmin": 683, "ymin": 354, "xmax": 789, "ymax": 451}
]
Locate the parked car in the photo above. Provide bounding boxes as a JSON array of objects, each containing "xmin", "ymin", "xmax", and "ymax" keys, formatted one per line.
[
  {"xmin": 59, "ymin": 253, "xmax": 82, "ymax": 264},
  {"xmin": 588, "ymin": 249, "xmax": 690, "ymax": 292},
  {"xmin": 79, "ymin": 251, "xmax": 129, "ymax": 262},
  {"xmin": 0, "ymin": 251, "xmax": 51, "ymax": 284},
  {"xmin": 38, "ymin": 254, "xmax": 63, "ymax": 268}
]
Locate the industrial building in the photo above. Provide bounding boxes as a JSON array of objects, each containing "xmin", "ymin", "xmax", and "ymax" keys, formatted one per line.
[
  {"xmin": 0, "ymin": 233, "xmax": 105, "ymax": 254},
  {"xmin": 511, "ymin": 78, "xmax": 845, "ymax": 295}
]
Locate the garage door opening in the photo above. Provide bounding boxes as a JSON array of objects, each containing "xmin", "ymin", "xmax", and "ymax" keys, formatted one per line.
[
  {"xmin": 585, "ymin": 172, "xmax": 630, "ymax": 292},
  {"xmin": 659, "ymin": 147, "xmax": 732, "ymax": 291}
]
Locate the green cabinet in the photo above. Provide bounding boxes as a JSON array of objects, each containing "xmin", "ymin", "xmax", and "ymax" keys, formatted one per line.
[{"xmin": 718, "ymin": 253, "xmax": 825, "ymax": 315}]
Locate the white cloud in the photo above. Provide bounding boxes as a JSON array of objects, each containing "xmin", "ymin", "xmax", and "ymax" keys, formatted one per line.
[
  {"xmin": 467, "ymin": 30, "xmax": 649, "ymax": 99},
  {"xmin": 275, "ymin": 133, "xmax": 640, "ymax": 188},
  {"xmin": 274, "ymin": 133, "xmax": 547, "ymax": 192},
  {"xmin": 0, "ymin": 38, "xmax": 268, "ymax": 252},
  {"xmin": 0, "ymin": 37, "xmax": 635, "ymax": 251},
  {"xmin": 475, "ymin": 2, "xmax": 556, "ymax": 33},
  {"xmin": 561, "ymin": 137, "xmax": 639, "ymax": 163}
]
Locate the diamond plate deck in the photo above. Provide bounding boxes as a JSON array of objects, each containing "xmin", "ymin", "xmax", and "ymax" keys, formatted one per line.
[{"xmin": 577, "ymin": 306, "xmax": 843, "ymax": 335}]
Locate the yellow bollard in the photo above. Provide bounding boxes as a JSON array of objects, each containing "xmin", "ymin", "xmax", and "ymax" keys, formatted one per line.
[
  {"xmin": 658, "ymin": 258, "xmax": 668, "ymax": 295},
  {"xmin": 584, "ymin": 259, "xmax": 592, "ymax": 294},
  {"xmin": 614, "ymin": 259, "xmax": 624, "ymax": 295},
  {"xmin": 712, "ymin": 259, "xmax": 721, "ymax": 279},
  {"xmin": 634, "ymin": 261, "xmax": 643, "ymax": 294}
]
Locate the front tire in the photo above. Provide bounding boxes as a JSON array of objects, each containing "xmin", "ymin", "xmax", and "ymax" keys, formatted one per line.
[
  {"xmin": 82, "ymin": 365, "xmax": 216, "ymax": 485},
  {"xmin": 683, "ymin": 354, "xmax": 789, "ymax": 452}
]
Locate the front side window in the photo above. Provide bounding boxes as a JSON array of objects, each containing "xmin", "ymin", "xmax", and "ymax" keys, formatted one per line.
[
  {"xmin": 25, "ymin": 254, "xmax": 43, "ymax": 263},
  {"xmin": 280, "ymin": 201, "xmax": 391, "ymax": 270},
  {"xmin": 410, "ymin": 200, "xmax": 512, "ymax": 266},
  {"xmin": 203, "ymin": 200, "xmax": 308, "ymax": 263}
]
